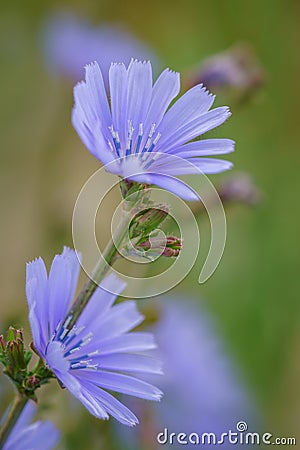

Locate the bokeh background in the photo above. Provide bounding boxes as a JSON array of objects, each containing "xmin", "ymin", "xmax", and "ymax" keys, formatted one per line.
[{"xmin": 1, "ymin": 0, "xmax": 299, "ymax": 448}]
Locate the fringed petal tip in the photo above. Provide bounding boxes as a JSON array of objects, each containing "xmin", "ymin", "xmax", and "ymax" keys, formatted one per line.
[
  {"xmin": 61, "ymin": 246, "xmax": 82, "ymax": 264},
  {"xmin": 84, "ymin": 60, "xmax": 99, "ymax": 72},
  {"xmin": 196, "ymin": 82, "xmax": 216, "ymax": 100},
  {"xmin": 129, "ymin": 57, "xmax": 151, "ymax": 65},
  {"xmin": 26, "ymin": 256, "xmax": 44, "ymax": 269}
]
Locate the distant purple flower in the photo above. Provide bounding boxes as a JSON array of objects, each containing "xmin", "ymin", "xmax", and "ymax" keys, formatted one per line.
[
  {"xmin": 119, "ymin": 299, "xmax": 258, "ymax": 449},
  {"xmin": 187, "ymin": 44, "xmax": 265, "ymax": 93},
  {"xmin": 72, "ymin": 60, "xmax": 234, "ymax": 201},
  {"xmin": 42, "ymin": 12, "xmax": 158, "ymax": 86},
  {"xmin": 153, "ymin": 301, "xmax": 257, "ymax": 434},
  {"xmin": 2, "ymin": 401, "xmax": 60, "ymax": 450},
  {"xmin": 26, "ymin": 247, "xmax": 162, "ymax": 426}
]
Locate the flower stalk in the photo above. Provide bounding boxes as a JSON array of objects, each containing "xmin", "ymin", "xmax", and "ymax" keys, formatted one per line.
[{"xmin": 0, "ymin": 394, "xmax": 28, "ymax": 449}]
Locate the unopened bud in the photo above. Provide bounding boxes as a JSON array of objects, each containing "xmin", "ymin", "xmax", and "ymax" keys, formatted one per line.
[
  {"xmin": 138, "ymin": 235, "xmax": 182, "ymax": 258},
  {"xmin": 0, "ymin": 326, "xmax": 29, "ymax": 378},
  {"xmin": 0, "ymin": 335, "xmax": 5, "ymax": 352},
  {"xmin": 130, "ymin": 206, "xmax": 169, "ymax": 238},
  {"xmin": 26, "ymin": 375, "xmax": 40, "ymax": 389},
  {"xmin": 163, "ymin": 236, "xmax": 182, "ymax": 257},
  {"xmin": 7, "ymin": 326, "xmax": 17, "ymax": 342}
]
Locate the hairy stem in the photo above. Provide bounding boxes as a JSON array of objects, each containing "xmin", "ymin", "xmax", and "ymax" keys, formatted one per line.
[{"xmin": 0, "ymin": 394, "xmax": 28, "ymax": 449}]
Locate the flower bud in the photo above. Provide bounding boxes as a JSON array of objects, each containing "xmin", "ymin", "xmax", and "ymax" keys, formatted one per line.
[
  {"xmin": 0, "ymin": 335, "xmax": 5, "ymax": 352},
  {"xmin": 138, "ymin": 235, "xmax": 182, "ymax": 258},
  {"xmin": 162, "ymin": 236, "xmax": 183, "ymax": 257},
  {"xmin": 130, "ymin": 206, "xmax": 169, "ymax": 239},
  {"xmin": 0, "ymin": 327, "xmax": 31, "ymax": 383}
]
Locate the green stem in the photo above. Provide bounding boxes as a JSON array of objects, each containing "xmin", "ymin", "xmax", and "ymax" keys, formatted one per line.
[
  {"xmin": 0, "ymin": 394, "xmax": 28, "ymax": 449},
  {"xmin": 67, "ymin": 210, "xmax": 132, "ymax": 329}
]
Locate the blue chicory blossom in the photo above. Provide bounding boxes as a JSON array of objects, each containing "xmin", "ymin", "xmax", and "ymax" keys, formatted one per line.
[
  {"xmin": 72, "ymin": 59, "xmax": 234, "ymax": 201},
  {"xmin": 152, "ymin": 301, "xmax": 258, "ymax": 437},
  {"xmin": 118, "ymin": 299, "xmax": 258, "ymax": 449},
  {"xmin": 42, "ymin": 12, "xmax": 158, "ymax": 86},
  {"xmin": 2, "ymin": 401, "xmax": 60, "ymax": 450},
  {"xmin": 26, "ymin": 247, "xmax": 162, "ymax": 426}
]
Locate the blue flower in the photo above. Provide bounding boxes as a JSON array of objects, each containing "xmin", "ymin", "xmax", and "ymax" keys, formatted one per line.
[
  {"xmin": 72, "ymin": 59, "xmax": 234, "ymax": 201},
  {"xmin": 42, "ymin": 13, "xmax": 158, "ymax": 86},
  {"xmin": 2, "ymin": 401, "xmax": 60, "ymax": 450},
  {"xmin": 26, "ymin": 247, "xmax": 162, "ymax": 426},
  {"xmin": 152, "ymin": 300, "xmax": 257, "ymax": 436},
  {"xmin": 118, "ymin": 299, "xmax": 258, "ymax": 449}
]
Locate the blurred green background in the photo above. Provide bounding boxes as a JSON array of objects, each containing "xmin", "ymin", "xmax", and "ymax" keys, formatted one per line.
[{"xmin": 0, "ymin": 0, "xmax": 299, "ymax": 448}]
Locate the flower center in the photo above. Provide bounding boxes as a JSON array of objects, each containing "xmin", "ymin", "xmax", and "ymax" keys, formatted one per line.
[
  {"xmin": 108, "ymin": 121, "xmax": 161, "ymax": 158},
  {"xmin": 46, "ymin": 341, "xmax": 69, "ymax": 374},
  {"xmin": 46, "ymin": 319, "xmax": 99, "ymax": 372}
]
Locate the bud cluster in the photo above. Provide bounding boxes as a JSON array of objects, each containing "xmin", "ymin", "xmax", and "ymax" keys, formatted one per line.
[
  {"xmin": 127, "ymin": 206, "xmax": 182, "ymax": 259},
  {"xmin": 0, "ymin": 327, "xmax": 54, "ymax": 400},
  {"xmin": 139, "ymin": 235, "xmax": 182, "ymax": 257}
]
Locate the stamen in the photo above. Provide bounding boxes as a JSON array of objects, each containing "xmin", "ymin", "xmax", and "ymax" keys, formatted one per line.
[
  {"xmin": 135, "ymin": 123, "xmax": 143, "ymax": 154},
  {"xmin": 81, "ymin": 331, "xmax": 93, "ymax": 344},
  {"xmin": 88, "ymin": 350, "xmax": 99, "ymax": 357},
  {"xmin": 109, "ymin": 125, "xmax": 121, "ymax": 157},
  {"xmin": 126, "ymin": 120, "xmax": 134, "ymax": 156},
  {"xmin": 68, "ymin": 350, "xmax": 98, "ymax": 366},
  {"xmin": 64, "ymin": 331, "xmax": 93, "ymax": 357},
  {"xmin": 63, "ymin": 325, "xmax": 85, "ymax": 347},
  {"xmin": 70, "ymin": 362, "xmax": 98, "ymax": 370},
  {"xmin": 142, "ymin": 123, "xmax": 156, "ymax": 153},
  {"xmin": 57, "ymin": 316, "xmax": 72, "ymax": 341},
  {"xmin": 114, "ymin": 131, "xmax": 121, "ymax": 156},
  {"xmin": 144, "ymin": 152, "xmax": 161, "ymax": 170},
  {"xmin": 68, "ymin": 346, "xmax": 81, "ymax": 354},
  {"xmin": 108, "ymin": 140, "xmax": 114, "ymax": 152},
  {"xmin": 148, "ymin": 132, "xmax": 161, "ymax": 153}
]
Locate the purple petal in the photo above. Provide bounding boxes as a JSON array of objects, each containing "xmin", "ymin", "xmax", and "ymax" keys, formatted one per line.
[
  {"xmin": 81, "ymin": 381, "xmax": 139, "ymax": 426},
  {"xmin": 4, "ymin": 401, "xmax": 60, "ymax": 450},
  {"xmin": 26, "ymin": 258, "xmax": 48, "ymax": 353},
  {"xmin": 93, "ymin": 353, "xmax": 163, "ymax": 375},
  {"xmin": 142, "ymin": 68, "xmax": 180, "ymax": 143},
  {"xmin": 75, "ymin": 382, "xmax": 109, "ymax": 420},
  {"xmin": 5, "ymin": 421, "xmax": 60, "ymax": 450},
  {"xmin": 156, "ymin": 84, "xmax": 215, "ymax": 145},
  {"xmin": 94, "ymin": 301, "xmax": 144, "ymax": 341},
  {"xmin": 76, "ymin": 273, "xmax": 126, "ymax": 330},
  {"xmin": 129, "ymin": 172, "xmax": 199, "ymax": 201},
  {"xmin": 72, "ymin": 84, "xmax": 114, "ymax": 164},
  {"xmin": 109, "ymin": 63, "xmax": 128, "ymax": 147},
  {"xmin": 126, "ymin": 60, "xmax": 152, "ymax": 144},
  {"xmin": 79, "ymin": 371, "xmax": 163, "ymax": 401},
  {"xmin": 99, "ymin": 332, "xmax": 157, "ymax": 355},
  {"xmin": 152, "ymin": 156, "xmax": 233, "ymax": 175},
  {"xmin": 157, "ymin": 106, "xmax": 231, "ymax": 152},
  {"xmin": 84, "ymin": 62, "xmax": 112, "ymax": 131},
  {"xmin": 48, "ymin": 248, "xmax": 80, "ymax": 336},
  {"xmin": 9, "ymin": 402, "xmax": 35, "ymax": 432},
  {"xmin": 167, "ymin": 138, "xmax": 235, "ymax": 157}
]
